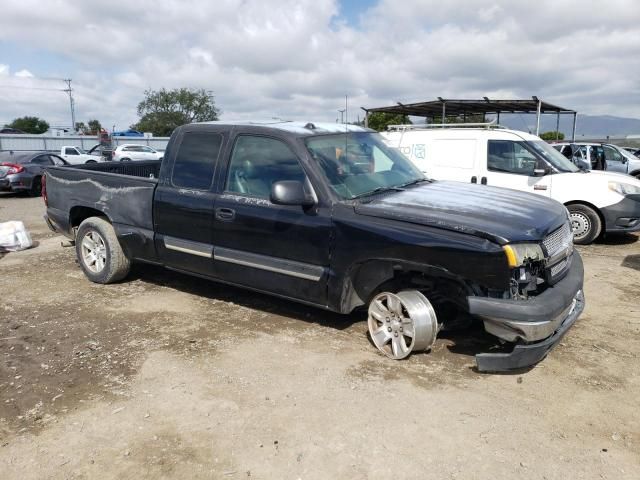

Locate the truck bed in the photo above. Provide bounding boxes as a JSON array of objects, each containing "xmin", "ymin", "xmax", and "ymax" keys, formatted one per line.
[{"xmin": 45, "ymin": 161, "xmax": 160, "ymax": 234}]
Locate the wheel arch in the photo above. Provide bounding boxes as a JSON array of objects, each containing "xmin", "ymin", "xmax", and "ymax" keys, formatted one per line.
[
  {"xmin": 337, "ymin": 258, "xmax": 473, "ymax": 314},
  {"xmin": 629, "ymin": 169, "xmax": 640, "ymax": 178},
  {"xmin": 564, "ymin": 200, "xmax": 606, "ymax": 229},
  {"xmin": 69, "ymin": 206, "xmax": 111, "ymax": 231}
]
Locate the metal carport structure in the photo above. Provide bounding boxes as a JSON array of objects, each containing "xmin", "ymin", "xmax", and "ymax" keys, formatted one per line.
[{"xmin": 362, "ymin": 97, "xmax": 578, "ymax": 140}]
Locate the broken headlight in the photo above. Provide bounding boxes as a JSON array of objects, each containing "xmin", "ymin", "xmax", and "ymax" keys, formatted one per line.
[{"xmin": 502, "ymin": 243, "xmax": 544, "ymax": 268}]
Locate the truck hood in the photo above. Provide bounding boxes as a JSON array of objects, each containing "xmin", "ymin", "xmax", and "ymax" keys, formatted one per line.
[{"xmin": 353, "ymin": 181, "xmax": 568, "ymax": 245}]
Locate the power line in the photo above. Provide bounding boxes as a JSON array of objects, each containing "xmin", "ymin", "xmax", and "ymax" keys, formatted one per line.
[{"xmin": 0, "ymin": 85, "xmax": 65, "ymax": 91}]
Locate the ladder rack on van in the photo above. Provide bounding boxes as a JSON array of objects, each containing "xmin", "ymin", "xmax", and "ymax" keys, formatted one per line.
[{"xmin": 386, "ymin": 121, "xmax": 507, "ymax": 132}]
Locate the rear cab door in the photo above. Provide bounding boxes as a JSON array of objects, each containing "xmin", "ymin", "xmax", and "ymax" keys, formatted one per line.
[{"xmin": 153, "ymin": 125, "xmax": 228, "ymax": 277}]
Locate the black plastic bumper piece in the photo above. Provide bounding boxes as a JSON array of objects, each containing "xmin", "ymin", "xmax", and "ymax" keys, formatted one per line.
[
  {"xmin": 468, "ymin": 252, "xmax": 585, "ymax": 372},
  {"xmin": 602, "ymin": 194, "xmax": 640, "ymax": 233},
  {"xmin": 475, "ymin": 289, "xmax": 584, "ymax": 372}
]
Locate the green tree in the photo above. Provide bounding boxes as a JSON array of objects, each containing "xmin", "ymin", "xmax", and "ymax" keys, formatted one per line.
[
  {"xmin": 366, "ymin": 112, "xmax": 411, "ymax": 132},
  {"xmin": 132, "ymin": 88, "xmax": 221, "ymax": 136},
  {"xmin": 75, "ymin": 121, "xmax": 88, "ymax": 134},
  {"xmin": 539, "ymin": 131, "xmax": 565, "ymax": 141},
  {"xmin": 87, "ymin": 119, "xmax": 102, "ymax": 133},
  {"xmin": 8, "ymin": 116, "xmax": 49, "ymax": 134}
]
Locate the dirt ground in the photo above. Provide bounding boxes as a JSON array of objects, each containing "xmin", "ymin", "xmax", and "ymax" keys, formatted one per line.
[{"xmin": 0, "ymin": 194, "xmax": 639, "ymax": 479}]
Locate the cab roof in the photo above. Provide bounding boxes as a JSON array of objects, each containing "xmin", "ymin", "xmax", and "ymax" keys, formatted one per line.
[{"xmin": 197, "ymin": 120, "xmax": 371, "ymax": 136}]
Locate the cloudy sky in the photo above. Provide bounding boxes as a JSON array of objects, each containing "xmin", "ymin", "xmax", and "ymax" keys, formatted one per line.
[{"xmin": 0, "ymin": 0, "xmax": 639, "ymax": 131}]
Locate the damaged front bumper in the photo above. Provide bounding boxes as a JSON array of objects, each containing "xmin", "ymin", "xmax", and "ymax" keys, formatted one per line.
[{"xmin": 467, "ymin": 251, "xmax": 585, "ymax": 372}]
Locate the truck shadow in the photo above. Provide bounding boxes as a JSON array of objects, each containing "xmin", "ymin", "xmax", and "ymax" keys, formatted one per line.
[
  {"xmin": 622, "ymin": 254, "xmax": 640, "ymax": 271},
  {"xmin": 598, "ymin": 232, "xmax": 639, "ymax": 245},
  {"xmin": 129, "ymin": 263, "xmax": 520, "ymax": 370}
]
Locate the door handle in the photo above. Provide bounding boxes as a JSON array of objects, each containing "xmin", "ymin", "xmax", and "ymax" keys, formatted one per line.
[
  {"xmin": 215, "ymin": 207, "xmax": 235, "ymax": 221},
  {"xmin": 481, "ymin": 177, "xmax": 487, "ymax": 185},
  {"xmin": 471, "ymin": 176, "xmax": 477, "ymax": 184}
]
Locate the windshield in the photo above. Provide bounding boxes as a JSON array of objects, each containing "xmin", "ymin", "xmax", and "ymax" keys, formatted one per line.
[
  {"xmin": 526, "ymin": 141, "xmax": 579, "ymax": 173},
  {"xmin": 305, "ymin": 132, "xmax": 426, "ymax": 199}
]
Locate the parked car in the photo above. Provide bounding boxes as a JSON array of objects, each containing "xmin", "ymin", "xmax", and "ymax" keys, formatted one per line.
[
  {"xmin": 57, "ymin": 146, "xmax": 105, "ymax": 165},
  {"xmin": 86, "ymin": 144, "xmax": 113, "ymax": 161},
  {"xmin": 382, "ymin": 126, "xmax": 640, "ymax": 244},
  {"xmin": 112, "ymin": 144, "xmax": 163, "ymax": 162},
  {"xmin": 0, "ymin": 127, "xmax": 26, "ymax": 134},
  {"xmin": 552, "ymin": 142, "xmax": 640, "ymax": 177},
  {"xmin": 112, "ymin": 129, "xmax": 144, "ymax": 137},
  {"xmin": 43, "ymin": 121, "xmax": 584, "ymax": 372},
  {"xmin": 0, "ymin": 150, "xmax": 67, "ymax": 196}
]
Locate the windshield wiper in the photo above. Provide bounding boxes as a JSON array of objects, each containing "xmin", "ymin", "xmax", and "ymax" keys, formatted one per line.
[
  {"xmin": 351, "ymin": 185, "xmax": 405, "ymax": 199},
  {"xmin": 397, "ymin": 178, "xmax": 431, "ymax": 188}
]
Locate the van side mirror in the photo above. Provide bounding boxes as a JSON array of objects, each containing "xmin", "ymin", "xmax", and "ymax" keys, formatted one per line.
[{"xmin": 270, "ymin": 180, "xmax": 316, "ymax": 207}]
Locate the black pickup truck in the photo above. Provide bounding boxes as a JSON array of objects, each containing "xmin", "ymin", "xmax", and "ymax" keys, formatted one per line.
[{"xmin": 43, "ymin": 121, "xmax": 584, "ymax": 371}]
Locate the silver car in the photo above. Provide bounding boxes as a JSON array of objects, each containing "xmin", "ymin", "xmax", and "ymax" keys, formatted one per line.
[
  {"xmin": 0, "ymin": 151, "xmax": 68, "ymax": 196},
  {"xmin": 552, "ymin": 142, "xmax": 640, "ymax": 178}
]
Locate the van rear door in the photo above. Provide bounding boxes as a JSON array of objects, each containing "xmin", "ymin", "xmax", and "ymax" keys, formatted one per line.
[{"xmin": 481, "ymin": 139, "xmax": 552, "ymax": 197}]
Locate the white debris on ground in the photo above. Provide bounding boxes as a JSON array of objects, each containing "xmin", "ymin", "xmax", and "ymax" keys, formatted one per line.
[{"xmin": 0, "ymin": 221, "xmax": 33, "ymax": 252}]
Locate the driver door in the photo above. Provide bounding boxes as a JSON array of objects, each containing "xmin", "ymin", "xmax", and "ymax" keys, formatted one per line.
[
  {"xmin": 212, "ymin": 134, "xmax": 332, "ymax": 305},
  {"xmin": 482, "ymin": 140, "xmax": 552, "ymax": 197}
]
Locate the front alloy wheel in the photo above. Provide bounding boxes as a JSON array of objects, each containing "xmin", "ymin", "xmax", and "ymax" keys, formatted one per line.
[{"xmin": 367, "ymin": 290, "xmax": 439, "ymax": 360}]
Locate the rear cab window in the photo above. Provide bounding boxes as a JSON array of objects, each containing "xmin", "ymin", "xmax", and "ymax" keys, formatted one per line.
[{"xmin": 171, "ymin": 132, "xmax": 223, "ymax": 190}]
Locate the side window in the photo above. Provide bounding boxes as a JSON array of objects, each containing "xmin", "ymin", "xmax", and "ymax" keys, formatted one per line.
[
  {"xmin": 171, "ymin": 132, "xmax": 222, "ymax": 190},
  {"xmin": 487, "ymin": 140, "xmax": 537, "ymax": 175},
  {"xmin": 604, "ymin": 146, "xmax": 622, "ymax": 162},
  {"xmin": 65, "ymin": 147, "xmax": 78, "ymax": 155},
  {"xmin": 50, "ymin": 155, "xmax": 66, "ymax": 166},
  {"xmin": 226, "ymin": 135, "xmax": 306, "ymax": 198},
  {"xmin": 32, "ymin": 155, "xmax": 53, "ymax": 165}
]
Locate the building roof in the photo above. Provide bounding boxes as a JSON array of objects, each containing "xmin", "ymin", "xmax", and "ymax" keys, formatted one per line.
[{"xmin": 365, "ymin": 98, "xmax": 576, "ymax": 117}]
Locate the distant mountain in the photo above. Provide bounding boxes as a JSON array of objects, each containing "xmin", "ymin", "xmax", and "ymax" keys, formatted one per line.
[{"xmin": 498, "ymin": 114, "xmax": 640, "ymax": 139}]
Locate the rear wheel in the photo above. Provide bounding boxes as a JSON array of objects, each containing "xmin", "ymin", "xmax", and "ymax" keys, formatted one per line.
[
  {"xmin": 367, "ymin": 290, "xmax": 439, "ymax": 360},
  {"xmin": 76, "ymin": 217, "xmax": 131, "ymax": 283},
  {"xmin": 568, "ymin": 204, "xmax": 602, "ymax": 245},
  {"xmin": 28, "ymin": 176, "xmax": 42, "ymax": 197},
  {"xmin": 85, "ymin": 160, "xmax": 96, "ymax": 164}
]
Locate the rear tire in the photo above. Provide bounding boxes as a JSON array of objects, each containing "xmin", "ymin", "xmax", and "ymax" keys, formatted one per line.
[
  {"xmin": 28, "ymin": 176, "xmax": 42, "ymax": 197},
  {"xmin": 76, "ymin": 217, "xmax": 131, "ymax": 283},
  {"xmin": 567, "ymin": 204, "xmax": 602, "ymax": 245},
  {"xmin": 85, "ymin": 160, "xmax": 97, "ymax": 164}
]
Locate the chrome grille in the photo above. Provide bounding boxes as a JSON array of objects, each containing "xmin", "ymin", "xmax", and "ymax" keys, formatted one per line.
[
  {"xmin": 543, "ymin": 222, "xmax": 573, "ymax": 258},
  {"xmin": 550, "ymin": 258, "xmax": 568, "ymax": 277}
]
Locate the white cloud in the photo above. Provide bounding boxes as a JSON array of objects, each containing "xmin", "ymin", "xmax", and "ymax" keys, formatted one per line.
[
  {"xmin": 0, "ymin": 0, "xmax": 639, "ymax": 130},
  {"xmin": 14, "ymin": 69, "xmax": 34, "ymax": 78}
]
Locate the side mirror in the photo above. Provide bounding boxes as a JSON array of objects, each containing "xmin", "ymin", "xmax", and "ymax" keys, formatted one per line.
[{"xmin": 270, "ymin": 180, "xmax": 316, "ymax": 207}]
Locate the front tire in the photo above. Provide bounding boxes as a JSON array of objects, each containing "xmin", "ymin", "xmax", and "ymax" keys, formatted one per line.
[
  {"xmin": 76, "ymin": 217, "xmax": 131, "ymax": 283},
  {"xmin": 568, "ymin": 204, "xmax": 602, "ymax": 245}
]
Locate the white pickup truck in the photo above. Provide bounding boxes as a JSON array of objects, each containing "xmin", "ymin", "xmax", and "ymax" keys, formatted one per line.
[{"xmin": 57, "ymin": 146, "xmax": 105, "ymax": 165}]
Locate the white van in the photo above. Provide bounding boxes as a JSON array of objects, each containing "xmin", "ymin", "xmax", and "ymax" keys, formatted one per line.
[{"xmin": 382, "ymin": 125, "xmax": 640, "ymax": 244}]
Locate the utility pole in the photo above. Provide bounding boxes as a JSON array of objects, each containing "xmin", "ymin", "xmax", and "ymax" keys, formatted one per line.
[{"xmin": 63, "ymin": 79, "xmax": 76, "ymax": 132}]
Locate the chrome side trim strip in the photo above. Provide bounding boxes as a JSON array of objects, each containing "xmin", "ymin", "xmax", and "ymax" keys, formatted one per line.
[
  {"xmin": 163, "ymin": 236, "xmax": 213, "ymax": 258},
  {"xmin": 214, "ymin": 246, "xmax": 324, "ymax": 281}
]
